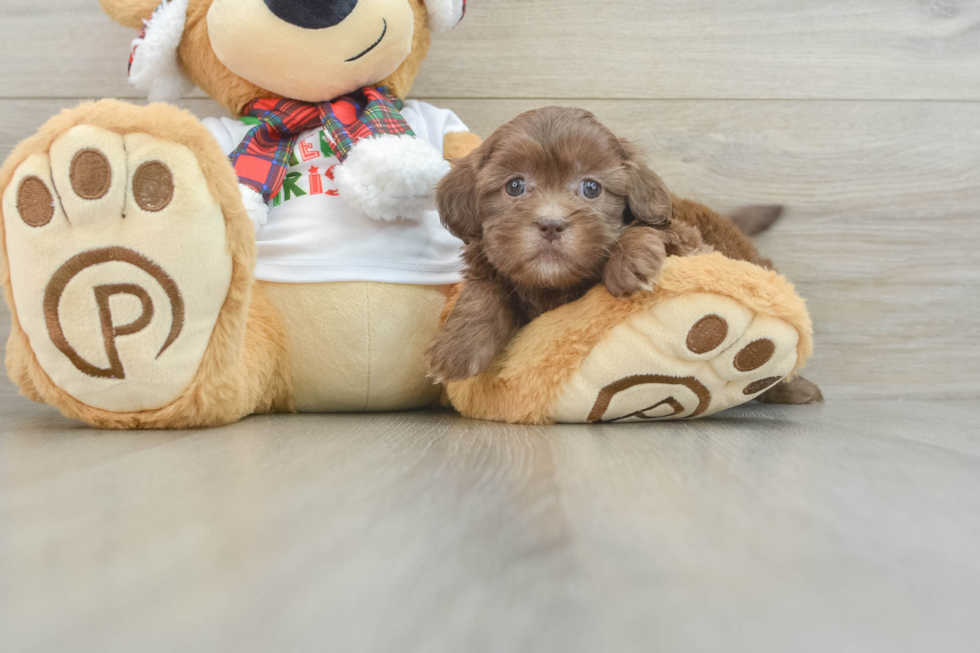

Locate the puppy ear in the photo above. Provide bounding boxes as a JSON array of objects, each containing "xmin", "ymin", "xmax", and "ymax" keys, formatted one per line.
[
  {"xmin": 620, "ymin": 140, "xmax": 672, "ymax": 228},
  {"xmin": 437, "ymin": 143, "xmax": 488, "ymax": 244}
]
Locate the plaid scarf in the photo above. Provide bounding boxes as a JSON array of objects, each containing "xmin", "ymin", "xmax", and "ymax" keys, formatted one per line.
[{"xmin": 230, "ymin": 87, "xmax": 415, "ymax": 203}]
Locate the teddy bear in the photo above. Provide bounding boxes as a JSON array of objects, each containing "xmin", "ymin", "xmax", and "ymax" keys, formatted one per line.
[{"xmin": 0, "ymin": 0, "xmax": 813, "ymax": 429}]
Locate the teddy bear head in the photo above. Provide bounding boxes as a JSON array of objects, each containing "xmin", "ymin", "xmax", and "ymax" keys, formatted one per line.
[{"xmin": 100, "ymin": 0, "xmax": 465, "ymax": 114}]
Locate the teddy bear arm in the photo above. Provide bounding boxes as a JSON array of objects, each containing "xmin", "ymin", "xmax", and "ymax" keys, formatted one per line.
[{"xmin": 443, "ymin": 131, "xmax": 483, "ymax": 161}]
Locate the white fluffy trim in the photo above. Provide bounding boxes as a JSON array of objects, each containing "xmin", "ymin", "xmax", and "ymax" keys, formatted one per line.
[
  {"xmin": 334, "ymin": 135, "xmax": 451, "ymax": 222},
  {"xmin": 239, "ymin": 184, "xmax": 269, "ymax": 232},
  {"xmin": 424, "ymin": 0, "xmax": 466, "ymax": 33},
  {"xmin": 129, "ymin": 0, "xmax": 193, "ymax": 102}
]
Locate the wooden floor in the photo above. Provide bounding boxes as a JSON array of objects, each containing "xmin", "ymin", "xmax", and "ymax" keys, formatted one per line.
[
  {"xmin": 2, "ymin": 389, "xmax": 979, "ymax": 652},
  {"xmin": 1, "ymin": 1, "xmax": 979, "ymax": 650}
]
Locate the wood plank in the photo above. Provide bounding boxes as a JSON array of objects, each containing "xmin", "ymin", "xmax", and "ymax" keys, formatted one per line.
[
  {"xmin": 1, "ymin": 98, "xmax": 978, "ymax": 399},
  {"xmin": 2, "ymin": 0, "xmax": 979, "ymax": 101},
  {"xmin": 1, "ymin": 402, "xmax": 979, "ymax": 652}
]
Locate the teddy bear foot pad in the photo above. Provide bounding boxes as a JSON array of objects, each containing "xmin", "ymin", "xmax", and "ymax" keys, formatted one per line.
[
  {"xmin": 446, "ymin": 253, "xmax": 813, "ymax": 424},
  {"xmin": 2, "ymin": 120, "xmax": 233, "ymax": 413},
  {"xmin": 552, "ymin": 292, "xmax": 801, "ymax": 422}
]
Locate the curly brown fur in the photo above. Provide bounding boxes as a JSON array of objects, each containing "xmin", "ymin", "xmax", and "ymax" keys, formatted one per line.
[
  {"xmin": 429, "ymin": 107, "xmax": 821, "ymax": 403},
  {"xmin": 428, "ymin": 107, "xmax": 696, "ymax": 382},
  {"xmin": 669, "ymin": 197, "xmax": 774, "ymax": 269},
  {"xmin": 426, "ymin": 279, "xmax": 517, "ymax": 382}
]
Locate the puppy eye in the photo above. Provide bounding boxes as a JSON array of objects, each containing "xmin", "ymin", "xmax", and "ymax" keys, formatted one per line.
[
  {"xmin": 506, "ymin": 178, "xmax": 527, "ymax": 197},
  {"xmin": 581, "ymin": 180, "xmax": 602, "ymax": 199}
]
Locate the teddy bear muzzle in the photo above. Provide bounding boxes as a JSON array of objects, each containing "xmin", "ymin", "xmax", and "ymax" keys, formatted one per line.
[{"xmin": 207, "ymin": 0, "xmax": 416, "ymax": 103}]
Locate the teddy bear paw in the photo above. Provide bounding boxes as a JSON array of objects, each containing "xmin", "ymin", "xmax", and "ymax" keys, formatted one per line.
[
  {"xmin": 552, "ymin": 292, "xmax": 803, "ymax": 422},
  {"xmin": 1, "ymin": 121, "xmax": 234, "ymax": 413},
  {"xmin": 445, "ymin": 253, "xmax": 813, "ymax": 424}
]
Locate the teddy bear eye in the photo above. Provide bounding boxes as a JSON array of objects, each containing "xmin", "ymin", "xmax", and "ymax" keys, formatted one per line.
[
  {"xmin": 506, "ymin": 178, "xmax": 527, "ymax": 197},
  {"xmin": 581, "ymin": 180, "xmax": 602, "ymax": 200}
]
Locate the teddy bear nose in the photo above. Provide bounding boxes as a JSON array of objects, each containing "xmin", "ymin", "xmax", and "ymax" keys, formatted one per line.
[
  {"xmin": 263, "ymin": 0, "xmax": 359, "ymax": 30},
  {"xmin": 535, "ymin": 218, "xmax": 567, "ymax": 242}
]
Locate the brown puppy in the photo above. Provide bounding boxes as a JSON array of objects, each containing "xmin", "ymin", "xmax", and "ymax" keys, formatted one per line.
[
  {"xmin": 427, "ymin": 106, "xmax": 702, "ymax": 381},
  {"xmin": 427, "ymin": 107, "xmax": 822, "ymax": 404}
]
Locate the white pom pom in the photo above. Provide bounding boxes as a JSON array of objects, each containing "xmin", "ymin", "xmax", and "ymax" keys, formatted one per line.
[
  {"xmin": 334, "ymin": 135, "xmax": 451, "ymax": 222},
  {"xmin": 239, "ymin": 184, "xmax": 269, "ymax": 232}
]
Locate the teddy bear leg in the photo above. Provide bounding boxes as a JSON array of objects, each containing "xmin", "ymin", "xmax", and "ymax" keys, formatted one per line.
[
  {"xmin": 0, "ymin": 100, "xmax": 291, "ymax": 429},
  {"xmin": 257, "ymin": 281, "xmax": 449, "ymax": 412},
  {"xmin": 446, "ymin": 253, "xmax": 815, "ymax": 424}
]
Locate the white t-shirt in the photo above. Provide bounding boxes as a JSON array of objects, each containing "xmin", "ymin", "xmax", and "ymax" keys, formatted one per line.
[{"xmin": 203, "ymin": 100, "xmax": 469, "ymax": 284}]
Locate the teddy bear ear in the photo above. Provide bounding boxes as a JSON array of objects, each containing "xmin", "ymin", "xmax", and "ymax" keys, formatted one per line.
[
  {"xmin": 424, "ymin": 0, "xmax": 467, "ymax": 33},
  {"xmin": 127, "ymin": 0, "xmax": 194, "ymax": 102},
  {"xmin": 99, "ymin": 0, "xmax": 162, "ymax": 29}
]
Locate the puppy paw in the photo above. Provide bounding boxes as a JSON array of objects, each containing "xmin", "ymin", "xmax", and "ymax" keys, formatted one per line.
[
  {"xmin": 604, "ymin": 228, "xmax": 667, "ymax": 297},
  {"xmin": 427, "ymin": 332, "xmax": 500, "ymax": 383}
]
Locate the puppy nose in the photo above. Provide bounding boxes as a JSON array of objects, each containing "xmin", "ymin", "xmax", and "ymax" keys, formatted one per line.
[
  {"xmin": 264, "ymin": 0, "xmax": 359, "ymax": 30},
  {"xmin": 535, "ymin": 218, "xmax": 567, "ymax": 242}
]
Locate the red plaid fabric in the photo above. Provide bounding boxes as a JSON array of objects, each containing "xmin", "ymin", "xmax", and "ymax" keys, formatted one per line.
[{"xmin": 230, "ymin": 87, "xmax": 414, "ymax": 203}]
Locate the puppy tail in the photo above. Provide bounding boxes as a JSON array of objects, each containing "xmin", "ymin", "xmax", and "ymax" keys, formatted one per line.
[{"xmin": 729, "ymin": 204, "xmax": 784, "ymax": 237}]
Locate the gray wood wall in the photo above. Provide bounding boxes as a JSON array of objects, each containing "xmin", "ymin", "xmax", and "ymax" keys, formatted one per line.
[{"xmin": 1, "ymin": 0, "xmax": 978, "ymax": 401}]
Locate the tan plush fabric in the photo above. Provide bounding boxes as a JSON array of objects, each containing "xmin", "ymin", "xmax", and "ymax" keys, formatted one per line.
[
  {"xmin": 446, "ymin": 253, "xmax": 813, "ymax": 424},
  {"xmin": 2, "ymin": 0, "xmax": 485, "ymax": 429},
  {"xmin": 101, "ymin": 0, "xmax": 435, "ymax": 116},
  {"xmin": 174, "ymin": 0, "xmax": 433, "ymax": 116},
  {"xmin": 207, "ymin": 0, "xmax": 416, "ymax": 103},
  {"xmin": 443, "ymin": 131, "xmax": 484, "ymax": 161},
  {"xmin": 378, "ymin": 0, "xmax": 434, "ymax": 100},
  {"xmin": 97, "ymin": 0, "xmax": 160, "ymax": 29},
  {"xmin": 2, "ymin": 129, "xmax": 233, "ymax": 412},
  {"xmin": 260, "ymin": 281, "xmax": 451, "ymax": 412},
  {"xmin": 0, "ymin": 100, "xmax": 290, "ymax": 429},
  {"xmin": 551, "ymin": 294, "xmax": 802, "ymax": 422}
]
